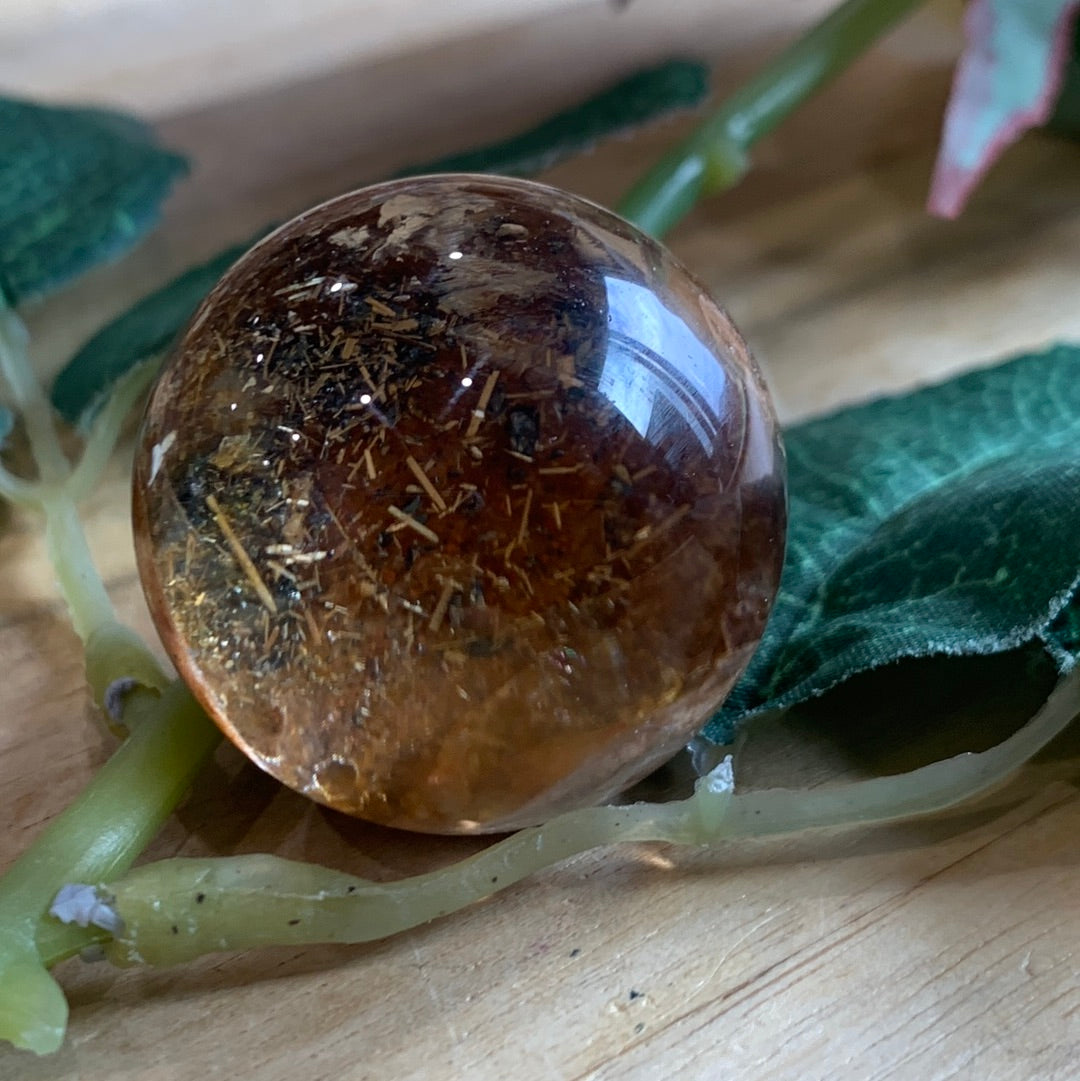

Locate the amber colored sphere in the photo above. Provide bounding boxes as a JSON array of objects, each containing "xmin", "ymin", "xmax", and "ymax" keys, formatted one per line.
[{"xmin": 133, "ymin": 175, "xmax": 786, "ymax": 834}]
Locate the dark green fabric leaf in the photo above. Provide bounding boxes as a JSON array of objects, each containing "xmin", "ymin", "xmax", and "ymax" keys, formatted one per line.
[
  {"xmin": 1049, "ymin": 11, "xmax": 1080, "ymax": 134},
  {"xmin": 711, "ymin": 345, "xmax": 1080, "ymax": 741},
  {"xmin": 51, "ymin": 241, "xmax": 251, "ymax": 427},
  {"xmin": 50, "ymin": 59, "xmax": 708, "ymax": 426},
  {"xmin": 398, "ymin": 59, "xmax": 708, "ymax": 178},
  {"xmin": 1045, "ymin": 600, "xmax": 1080, "ymax": 662},
  {"xmin": 0, "ymin": 98, "xmax": 187, "ymax": 306}
]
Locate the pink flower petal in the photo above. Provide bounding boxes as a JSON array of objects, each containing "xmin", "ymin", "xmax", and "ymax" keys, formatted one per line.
[{"xmin": 928, "ymin": 0, "xmax": 1079, "ymax": 219}]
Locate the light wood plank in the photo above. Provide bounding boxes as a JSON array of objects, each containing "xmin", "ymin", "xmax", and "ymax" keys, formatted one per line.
[{"xmin": 3, "ymin": 6, "xmax": 1079, "ymax": 1080}]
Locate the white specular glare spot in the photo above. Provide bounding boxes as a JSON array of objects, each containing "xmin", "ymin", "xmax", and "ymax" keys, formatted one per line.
[
  {"xmin": 461, "ymin": 376, "xmax": 474, "ymax": 388},
  {"xmin": 360, "ymin": 393, "xmax": 372, "ymax": 405},
  {"xmin": 448, "ymin": 250, "xmax": 463, "ymax": 260}
]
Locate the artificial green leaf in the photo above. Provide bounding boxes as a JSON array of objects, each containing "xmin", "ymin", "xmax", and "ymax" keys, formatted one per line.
[
  {"xmin": 398, "ymin": 58, "xmax": 709, "ymax": 178},
  {"xmin": 51, "ymin": 59, "xmax": 708, "ymax": 426},
  {"xmin": 51, "ymin": 241, "xmax": 250, "ymax": 427},
  {"xmin": 712, "ymin": 345, "xmax": 1080, "ymax": 741},
  {"xmin": 0, "ymin": 98, "xmax": 187, "ymax": 306},
  {"xmin": 1045, "ymin": 600, "xmax": 1080, "ymax": 663},
  {"xmin": 1049, "ymin": 11, "xmax": 1080, "ymax": 133}
]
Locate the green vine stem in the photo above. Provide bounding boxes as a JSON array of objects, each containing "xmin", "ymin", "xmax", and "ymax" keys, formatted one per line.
[
  {"xmin": 616, "ymin": 0, "xmax": 930, "ymax": 236},
  {"xmin": 0, "ymin": 304, "xmax": 167, "ymax": 690},
  {"xmin": 0, "ymin": 307, "xmax": 70, "ymax": 485},
  {"xmin": 0, "ymin": 301, "xmax": 204, "ymax": 1053},
  {"xmin": 0, "ymin": 682, "xmax": 218, "ymax": 1053},
  {"xmin": 83, "ymin": 665, "xmax": 1079, "ymax": 967},
  {"xmin": 67, "ymin": 359, "xmax": 159, "ymax": 503},
  {"xmin": 84, "ymin": 623, "xmax": 172, "ymax": 715},
  {"xmin": 39, "ymin": 487, "xmax": 118, "ymax": 644},
  {"xmin": 0, "ymin": 462, "xmax": 36, "ymax": 507}
]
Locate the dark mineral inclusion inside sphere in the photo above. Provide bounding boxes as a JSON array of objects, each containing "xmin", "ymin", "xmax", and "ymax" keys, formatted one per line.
[{"xmin": 133, "ymin": 174, "xmax": 786, "ymax": 834}]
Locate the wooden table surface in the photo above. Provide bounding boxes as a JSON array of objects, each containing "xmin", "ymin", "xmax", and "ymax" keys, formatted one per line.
[{"xmin": 3, "ymin": 4, "xmax": 1080, "ymax": 1079}]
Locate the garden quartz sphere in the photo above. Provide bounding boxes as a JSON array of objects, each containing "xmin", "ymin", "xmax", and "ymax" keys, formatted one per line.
[{"xmin": 133, "ymin": 174, "xmax": 786, "ymax": 834}]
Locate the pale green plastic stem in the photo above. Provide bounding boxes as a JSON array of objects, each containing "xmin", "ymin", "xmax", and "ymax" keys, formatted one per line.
[
  {"xmin": 39, "ymin": 488, "xmax": 117, "ymax": 644},
  {"xmin": 67, "ymin": 359, "xmax": 159, "ymax": 502},
  {"xmin": 0, "ymin": 464, "xmax": 36, "ymax": 506},
  {"xmin": 97, "ymin": 668, "xmax": 1079, "ymax": 968},
  {"xmin": 0, "ymin": 307, "xmax": 70, "ymax": 484},
  {"xmin": 0, "ymin": 683, "xmax": 218, "ymax": 1053},
  {"xmin": 616, "ymin": 0, "xmax": 930, "ymax": 236},
  {"xmin": 0, "ymin": 305, "xmax": 166, "ymax": 688},
  {"xmin": 0, "ymin": 303, "xmax": 186, "ymax": 1055}
]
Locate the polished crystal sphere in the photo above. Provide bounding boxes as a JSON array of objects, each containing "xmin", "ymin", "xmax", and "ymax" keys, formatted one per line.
[{"xmin": 133, "ymin": 174, "xmax": 786, "ymax": 833}]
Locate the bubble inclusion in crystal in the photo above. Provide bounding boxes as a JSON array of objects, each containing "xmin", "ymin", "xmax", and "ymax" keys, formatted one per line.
[{"xmin": 132, "ymin": 174, "xmax": 786, "ymax": 834}]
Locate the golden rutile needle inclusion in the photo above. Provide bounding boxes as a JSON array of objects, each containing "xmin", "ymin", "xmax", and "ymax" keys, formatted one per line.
[{"xmin": 133, "ymin": 175, "xmax": 786, "ymax": 834}]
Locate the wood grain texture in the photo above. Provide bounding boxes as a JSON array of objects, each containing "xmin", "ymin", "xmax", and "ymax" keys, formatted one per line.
[{"xmin": 2, "ymin": 4, "xmax": 1080, "ymax": 1079}]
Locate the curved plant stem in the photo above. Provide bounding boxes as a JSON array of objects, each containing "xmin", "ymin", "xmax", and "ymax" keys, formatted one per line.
[
  {"xmin": 67, "ymin": 359, "xmax": 158, "ymax": 502},
  {"xmin": 32, "ymin": 683, "xmax": 219, "ymax": 968},
  {"xmin": 0, "ymin": 303, "xmax": 165, "ymax": 685},
  {"xmin": 0, "ymin": 464, "xmax": 36, "ymax": 507},
  {"xmin": 0, "ymin": 302, "xmax": 117, "ymax": 642},
  {"xmin": 616, "ymin": 0, "xmax": 930, "ymax": 237},
  {"xmin": 91, "ymin": 668, "xmax": 1079, "ymax": 968},
  {"xmin": 0, "ymin": 682, "xmax": 218, "ymax": 1051},
  {"xmin": 724, "ymin": 666, "xmax": 1080, "ymax": 833},
  {"xmin": 0, "ymin": 954, "xmax": 67, "ymax": 1059},
  {"xmin": 83, "ymin": 622, "xmax": 172, "ymax": 715},
  {"xmin": 0, "ymin": 306, "xmax": 70, "ymax": 484},
  {"xmin": 40, "ymin": 488, "xmax": 117, "ymax": 644},
  {"xmin": 0, "ymin": 299, "xmax": 196, "ymax": 1054},
  {"xmin": 100, "ymin": 768, "xmax": 738, "ymax": 967}
]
